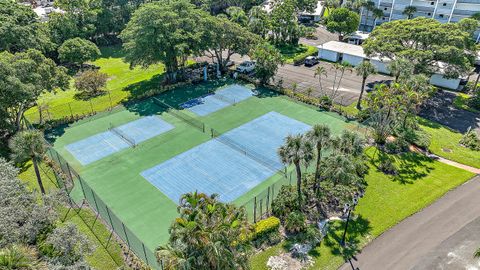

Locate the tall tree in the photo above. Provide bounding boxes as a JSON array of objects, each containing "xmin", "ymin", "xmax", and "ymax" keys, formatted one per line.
[
  {"xmin": 270, "ymin": 0, "xmax": 302, "ymax": 45},
  {"xmin": 226, "ymin": 6, "xmax": 248, "ymax": 26},
  {"xmin": 355, "ymin": 60, "xmax": 377, "ymax": 109},
  {"xmin": 325, "ymin": 7, "xmax": 360, "ymax": 41},
  {"xmin": 402, "ymin": 5, "xmax": 416, "ymax": 19},
  {"xmin": 203, "ymin": 15, "xmax": 258, "ymax": 73},
  {"xmin": 157, "ymin": 192, "xmax": 252, "ymax": 270},
  {"xmin": 278, "ymin": 134, "xmax": 313, "ymax": 209},
  {"xmin": 0, "ymin": 1, "xmax": 54, "ymax": 53},
  {"xmin": 0, "ymin": 50, "xmax": 69, "ymax": 132},
  {"xmin": 9, "ymin": 130, "xmax": 47, "ymax": 194},
  {"xmin": 251, "ymin": 43, "xmax": 284, "ymax": 84},
  {"xmin": 306, "ymin": 124, "xmax": 331, "ymax": 192},
  {"xmin": 330, "ymin": 61, "xmax": 353, "ymax": 101},
  {"xmin": 248, "ymin": 6, "xmax": 270, "ymax": 39},
  {"xmin": 324, "ymin": 0, "xmax": 340, "ymax": 13},
  {"xmin": 363, "ymin": 17, "xmax": 478, "ymax": 78},
  {"xmin": 120, "ymin": 0, "xmax": 207, "ymax": 82},
  {"xmin": 314, "ymin": 66, "xmax": 328, "ymax": 95},
  {"xmin": 387, "ymin": 57, "xmax": 413, "ymax": 82},
  {"xmin": 58, "ymin": 38, "xmax": 101, "ymax": 68}
]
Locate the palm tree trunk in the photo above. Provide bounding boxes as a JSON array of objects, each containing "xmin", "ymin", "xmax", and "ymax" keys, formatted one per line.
[
  {"xmin": 295, "ymin": 161, "xmax": 302, "ymax": 209},
  {"xmin": 32, "ymin": 158, "xmax": 45, "ymax": 194},
  {"xmin": 357, "ymin": 77, "xmax": 367, "ymax": 109},
  {"xmin": 314, "ymin": 144, "xmax": 322, "ymax": 192}
]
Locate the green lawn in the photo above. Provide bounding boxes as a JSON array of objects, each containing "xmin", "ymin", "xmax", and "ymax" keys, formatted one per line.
[
  {"xmin": 18, "ymin": 162, "xmax": 125, "ymax": 270},
  {"xmin": 250, "ymin": 148, "xmax": 475, "ymax": 269},
  {"xmin": 418, "ymin": 118, "xmax": 480, "ymax": 169},
  {"xmin": 24, "ymin": 46, "xmax": 165, "ymax": 123},
  {"xmin": 276, "ymin": 44, "xmax": 318, "ymax": 64},
  {"xmin": 453, "ymin": 93, "xmax": 479, "ymax": 113}
]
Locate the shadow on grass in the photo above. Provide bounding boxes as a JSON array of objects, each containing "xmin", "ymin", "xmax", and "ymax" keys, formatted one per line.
[
  {"xmin": 321, "ymin": 215, "xmax": 372, "ymax": 262},
  {"xmin": 370, "ymin": 149, "xmax": 435, "ymax": 184}
]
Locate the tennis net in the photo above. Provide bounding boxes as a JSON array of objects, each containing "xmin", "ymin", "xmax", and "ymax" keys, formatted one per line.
[
  {"xmin": 214, "ymin": 93, "xmax": 236, "ymax": 105},
  {"xmin": 109, "ymin": 124, "xmax": 136, "ymax": 147},
  {"xmin": 152, "ymin": 97, "xmax": 205, "ymax": 132},
  {"xmin": 210, "ymin": 128, "xmax": 285, "ymax": 175}
]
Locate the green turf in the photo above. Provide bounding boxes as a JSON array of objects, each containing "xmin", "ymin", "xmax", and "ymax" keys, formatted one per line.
[
  {"xmin": 453, "ymin": 93, "xmax": 479, "ymax": 114},
  {"xmin": 250, "ymin": 147, "xmax": 475, "ymax": 270},
  {"xmin": 48, "ymin": 81, "xmax": 364, "ymax": 262},
  {"xmin": 24, "ymin": 46, "xmax": 165, "ymax": 123},
  {"xmin": 276, "ymin": 44, "xmax": 318, "ymax": 64},
  {"xmin": 418, "ymin": 118, "xmax": 480, "ymax": 169}
]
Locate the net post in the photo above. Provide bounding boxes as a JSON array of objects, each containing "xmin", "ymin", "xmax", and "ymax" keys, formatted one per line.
[
  {"xmin": 259, "ymin": 199, "xmax": 263, "ymax": 219},
  {"xmin": 266, "ymin": 186, "xmax": 270, "ymax": 215},
  {"xmin": 253, "ymin": 196, "xmax": 257, "ymax": 223}
]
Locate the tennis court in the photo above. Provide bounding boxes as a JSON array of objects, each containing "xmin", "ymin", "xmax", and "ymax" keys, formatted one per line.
[
  {"xmin": 49, "ymin": 81, "xmax": 360, "ymax": 268},
  {"xmin": 181, "ymin": 84, "xmax": 254, "ymax": 116},
  {"xmin": 65, "ymin": 116, "xmax": 173, "ymax": 165},
  {"xmin": 141, "ymin": 112, "xmax": 310, "ymax": 203}
]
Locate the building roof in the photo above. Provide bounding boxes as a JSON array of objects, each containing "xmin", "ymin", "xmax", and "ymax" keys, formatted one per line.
[
  {"xmin": 317, "ymin": 41, "xmax": 367, "ymax": 58},
  {"xmin": 346, "ymin": 31, "xmax": 370, "ymax": 41}
]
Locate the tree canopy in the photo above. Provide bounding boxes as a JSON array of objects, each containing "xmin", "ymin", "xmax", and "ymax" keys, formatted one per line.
[
  {"xmin": 325, "ymin": 7, "xmax": 360, "ymax": 40},
  {"xmin": 0, "ymin": 1, "xmax": 54, "ymax": 53},
  {"xmin": 0, "ymin": 50, "xmax": 69, "ymax": 132},
  {"xmin": 120, "ymin": 0, "xmax": 208, "ymax": 82},
  {"xmin": 157, "ymin": 192, "xmax": 252, "ymax": 270},
  {"xmin": 252, "ymin": 43, "xmax": 284, "ymax": 84},
  {"xmin": 363, "ymin": 17, "xmax": 478, "ymax": 78},
  {"xmin": 58, "ymin": 38, "xmax": 101, "ymax": 66}
]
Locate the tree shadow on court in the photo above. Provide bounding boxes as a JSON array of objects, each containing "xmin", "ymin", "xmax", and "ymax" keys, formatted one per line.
[{"xmin": 320, "ymin": 215, "xmax": 372, "ymax": 264}]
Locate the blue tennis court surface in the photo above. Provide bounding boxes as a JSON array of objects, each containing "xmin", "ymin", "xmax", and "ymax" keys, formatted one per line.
[
  {"xmin": 140, "ymin": 111, "xmax": 311, "ymax": 203},
  {"xmin": 181, "ymin": 84, "xmax": 254, "ymax": 116},
  {"xmin": 65, "ymin": 116, "xmax": 174, "ymax": 165}
]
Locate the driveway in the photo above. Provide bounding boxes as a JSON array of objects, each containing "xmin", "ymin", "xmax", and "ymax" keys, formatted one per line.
[
  {"xmin": 419, "ymin": 90, "xmax": 480, "ymax": 135},
  {"xmin": 339, "ymin": 176, "xmax": 480, "ymax": 270}
]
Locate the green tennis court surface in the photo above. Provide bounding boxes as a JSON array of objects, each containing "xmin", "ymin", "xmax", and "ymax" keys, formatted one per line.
[{"xmin": 47, "ymin": 80, "xmax": 361, "ymax": 266}]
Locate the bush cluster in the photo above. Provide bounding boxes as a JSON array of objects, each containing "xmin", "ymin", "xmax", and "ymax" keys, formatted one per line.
[
  {"xmin": 460, "ymin": 129, "xmax": 480, "ymax": 151},
  {"xmin": 252, "ymin": 217, "xmax": 281, "ymax": 247}
]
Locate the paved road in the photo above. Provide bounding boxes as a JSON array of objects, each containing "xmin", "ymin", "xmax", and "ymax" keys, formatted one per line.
[{"xmin": 339, "ymin": 176, "xmax": 480, "ymax": 270}]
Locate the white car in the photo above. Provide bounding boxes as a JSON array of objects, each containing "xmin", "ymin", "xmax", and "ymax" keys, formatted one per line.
[{"xmin": 236, "ymin": 61, "xmax": 256, "ymax": 73}]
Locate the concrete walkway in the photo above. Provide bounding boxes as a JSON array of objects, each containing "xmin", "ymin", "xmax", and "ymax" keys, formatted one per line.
[{"xmin": 339, "ymin": 176, "xmax": 480, "ymax": 270}]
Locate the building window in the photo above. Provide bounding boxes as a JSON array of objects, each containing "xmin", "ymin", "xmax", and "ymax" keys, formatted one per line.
[
  {"xmin": 430, "ymin": 1, "xmax": 434, "ymax": 5},
  {"xmin": 439, "ymin": 14, "xmax": 444, "ymax": 18},
  {"xmin": 428, "ymin": 13, "xmax": 431, "ymax": 16},
  {"xmin": 442, "ymin": 3, "xmax": 446, "ymax": 6},
  {"xmin": 384, "ymin": 7, "xmax": 387, "ymax": 10}
]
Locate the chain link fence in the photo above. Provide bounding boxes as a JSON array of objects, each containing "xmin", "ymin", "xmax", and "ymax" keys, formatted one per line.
[{"xmin": 46, "ymin": 147, "xmax": 163, "ymax": 270}]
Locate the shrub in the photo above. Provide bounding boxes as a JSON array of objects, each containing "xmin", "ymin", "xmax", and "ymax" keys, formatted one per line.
[
  {"xmin": 397, "ymin": 127, "xmax": 431, "ymax": 149},
  {"xmin": 384, "ymin": 138, "xmax": 408, "ymax": 154},
  {"xmin": 469, "ymin": 91, "xmax": 480, "ymax": 110},
  {"xmin": 252, "ymin": 217, "xmax": 281, "ymax": 247},
  {"xmin": 285, "ymin": 211, "xmax": 307, "ymax": 234},
  {"xmin": 295, "ymin": 226, "xmax": 322, "ymax": 246},
  {"xmin": 272, "ymin": 186, "xmax": 299, "ymax": 221},
  {"xmin": 459, "ymin": 129, "xmax": 480, "ymax": 151}
]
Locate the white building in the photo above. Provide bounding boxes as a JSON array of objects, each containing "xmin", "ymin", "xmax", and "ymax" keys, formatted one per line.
[
  {"xmin": 33, "ymin": 6, "xmax": 63, "ymax": 22},
  {"xmin": 358, "ymin": 0, "xmax": 480, "ymax": 41},
  {"xmin": 317, "ymin": 41, "xmax": 464, "ymax": 90}
]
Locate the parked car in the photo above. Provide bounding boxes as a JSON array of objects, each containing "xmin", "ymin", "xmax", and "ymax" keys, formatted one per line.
[
  {"xmin": 304, "ymin": 56, "xmax": 319, "ymax": 67},
  {"xmin": 236, "ymin": 61, "xmax": 256, "ymax": 73}
]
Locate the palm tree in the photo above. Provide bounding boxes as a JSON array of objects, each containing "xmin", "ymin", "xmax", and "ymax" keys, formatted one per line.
[
  {"xmin": 355, "ymin": 60, "xmax": 377, "ymax": 110},
  {"xmin": 402, "ymin": 6, "xmax": 417, "ymax": 19},
  {"xmin": 331, "ymin": 61, "xmax": 353, "ymax": 101},
  {"xmin": 278, "ymin": 134, "xmax": 313, "ymax": 209},
  {"xmin": 388, "ymin": 58, "xmax": 413, "ymax": 82},
  {"xmin": 314, "ymin": 66, "xmax": 328, "ymax": 95},
  {"xmin": 9, "ymin": 130, "xmax": 47, "ymax": 194},
  {"xmin": 0, "ymin": 245, "xmax": 41, "ymax": 270},
  {"xmin": 475, "ymin": 247, "xmax": 480, "ymax": 258},
  {"xmin": 306, "ymin": 125, "xmax": 332, "ymax": 193},
  {"xmin": 371, "ymin": 8, "xmax": 384, "ymax": 26}
]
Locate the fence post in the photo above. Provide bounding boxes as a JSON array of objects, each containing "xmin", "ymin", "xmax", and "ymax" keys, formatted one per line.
[
  {"xmin": 108, "ymin": 92, "xmax": 113, "ymax": 110},
  {"xmin": 142, "ymin": 243, "xmax": 149, "ymax": 265},
  {"xmin": 77, "ymin": 177, "xmax": 87, "ymax": 202},
  {"xmin": 266, "ymin": 187, "xmax": 270, "ymax": 216},
  {"xmin": 90, "ymin": 190, "xmax": 100, "ymax": 213},
  {"xmin": 68, "ymin": 103, "xmax": 73, "ymax": 118},
  {"xmin": 259, "ymin": 199, "xmax": 263, "ymax": 219},
  {"xmin": 121, "ymin": 222, "xmax": 131, "ymax": 249},
  {"xmin": 253, "ymin": 197, "xmax": 257, "ymax": 223},
  {"xmin": 89, "ymin": 100, "xmax": 94, "ymax": 113}
]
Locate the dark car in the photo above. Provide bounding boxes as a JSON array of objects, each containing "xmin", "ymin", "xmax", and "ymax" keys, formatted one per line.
[{"xmin": 304, "ymin": 56, "xmax": 319, "ymax": 67}]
